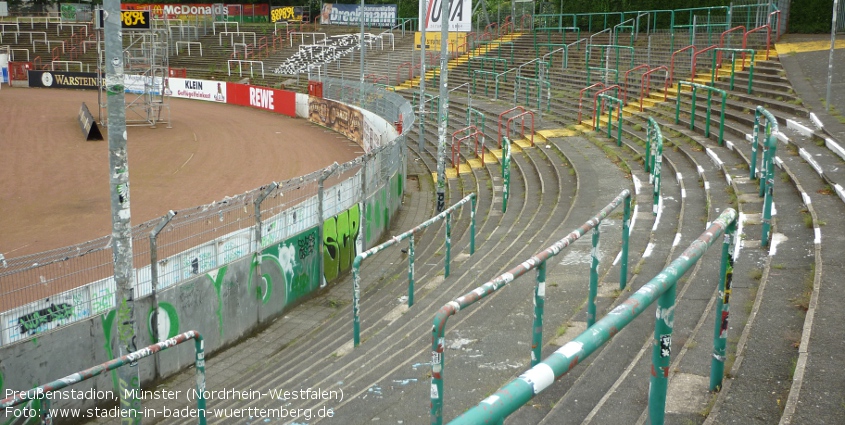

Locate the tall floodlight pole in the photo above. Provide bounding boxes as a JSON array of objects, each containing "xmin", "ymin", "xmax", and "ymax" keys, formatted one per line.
[
  {"xmin": 827, "ymin": 0, "xmax": 839, "ymax": 111},
  {"xmin": 435, "ymin": 0, "xmax": 450, "ymax": 212},
  {"xmin": 419, "ymin": 0, "xmax": 427, "ymax": 153},
  {"xmin": 103, "ymin": 0, "xmax": 140, "ymax": 423}
]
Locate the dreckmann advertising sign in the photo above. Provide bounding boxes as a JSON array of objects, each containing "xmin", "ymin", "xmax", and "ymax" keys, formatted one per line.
[{"xmin": 320, "ymin": 3, "xmax": 396, "ymax": 27}]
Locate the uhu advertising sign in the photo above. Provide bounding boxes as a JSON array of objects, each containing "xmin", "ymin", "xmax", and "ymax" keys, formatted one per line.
[{"xmin": 97, "ymin": 9, "xmax": 151, "ymax": 30}]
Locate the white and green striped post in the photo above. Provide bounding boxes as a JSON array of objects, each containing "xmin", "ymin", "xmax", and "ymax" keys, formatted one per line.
[
  {"xmin": 445, "ymin": 212, "xmax": 452, "ymax": 277},
  {"xmin": 532, "ymin": 262, "xmax": 546, "ymax": 366},
  {"xmin": 756, "ymin": 106, "xmax": 778, "ymax": 246},
  {"xmin": 447, "ymin": 209, "xmax": 738, "ymax": 425},
  {"xmin": 710, "ymin": 219, "xmax": 737, "ymax": 391},
  {"xmin": 649, "ymin": 275, "xmax": 676, "ymax": 424},
  {"xmin": 588, "ymin": 225, "xmax": 600, "ymax": 327},
  {"xmin": 620, "ymin": 195, "xmax": 631, "ymax": 290},
  {"xmin": 408, "ymin": 231, "xmax": 416, "ymax": 306},
  {"xmin": 647, "ymin": 117, "xmax": 663, "ymax": 216}
]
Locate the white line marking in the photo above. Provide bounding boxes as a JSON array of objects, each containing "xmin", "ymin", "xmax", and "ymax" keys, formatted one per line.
[
  {"xmin": 810, "ymin": 113, "xmax": 824, "ymax": 130},
  {"xmin": 787, "ymin": 119, "xmax": 814, "ymax": 137},
  {"xmin": 673, "ymin": 233, "xmax": 682, "ymax": 247},
  {"xmin": 697, "ymin": 165, "xmax": 705, "ymax": 176},
  {"xmin": 629, "ymin": 204, "xmax": 638, "ymax": 236},
  {"xmin": 726, "ymin": 140, "xmax": 735, "ymax": 151},
  {"xmin": 633, "ymin": 174, "xmax": 642, "ymax": 195},
  {"xmin": 825, "ymin": 138, "xmax": 845, "ymax": 162},
  {"xmin": 643, "ymin": 243, "xmax": 655, "ymax": 257},
  {"xmin": 801, "ymin": 192, "xmax": 811, "ymax": 206},
  {"xmin": 799, "ymin": 148, "xmax": 824, "ymax": 177},
  {"xmin": 676, "ymin": 172, "xmax": 683, "ymax": 181},
  {"xmin": 814, "ymin": 228, "xmax": 821, "ymax": 245},
  {"xmin": 652, "ymin": 196, "xmax": 663, "ymax": 231},
  {"xmin": 704, "ymin": 181, "xmax": 710, "ymax": 191},
  {"xmin": 734, "ymin": 212, "xmax": 744, "ymax": 259},
  {"xmin": 706, "ymin": 148, "xmax": 723, "ymax": 167},
  {"xmin": 681, "ymin": 188, "xmax": 686, "ymax": 198},
  {"xmin": 776, "ymin": 131, "xmax": 790, "ymax": 144}
]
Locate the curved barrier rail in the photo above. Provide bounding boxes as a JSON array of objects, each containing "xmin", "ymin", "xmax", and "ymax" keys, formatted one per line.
[
  {"xmin": 639, "ymin": 65, "xmax": 669, "ymax": 112},
  {"xmin": 430, "ymin": 190, "xmax": 633, "ymax": 425},
  {"xmin": 0, "ymin": 331, "xmax": 207, "ymax": 424},
  {"xmin": 449, "ymin": 208, "xmax": 739, "ymax": 425},
  {"xmin": 596, "ymin": 93, "xmax": 624, "ymax": 145},
  {"xmin": 750, "ymin": 106, "xmax": 778, "ymax": 246},
  {"xmin": 352, "ymin": 193, "xmax": 477, "ymax": 347}
]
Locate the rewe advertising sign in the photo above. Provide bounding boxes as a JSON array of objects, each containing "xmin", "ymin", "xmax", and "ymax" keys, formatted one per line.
[{"xmin": 419, "ymin": 0, "xmax": 472, "ymax": 32}]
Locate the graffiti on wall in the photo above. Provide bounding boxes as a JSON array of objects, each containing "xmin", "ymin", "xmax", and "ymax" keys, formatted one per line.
[
  {"xmin": 147, "ymin": 302, "xmax": 180, "ymax": 343},
  {"xmin": 257, "ymin": 227, "xmax": 320, "ymax": 307},
  {"xmin": 323, "ymin": 204, "xmax": 361, "ymax": 282},
  {"xmin": 2, "ymin": 290, "xmax": 91, "ymax": 344},
  {"xmin": 309, "ymin": 96, "xmax": 364, "ymax": 147}
]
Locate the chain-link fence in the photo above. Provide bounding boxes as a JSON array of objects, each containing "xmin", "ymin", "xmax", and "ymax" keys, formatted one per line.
[{"xmin": 0, "ymin": 78, "xmax": 414, "ymax": 347}]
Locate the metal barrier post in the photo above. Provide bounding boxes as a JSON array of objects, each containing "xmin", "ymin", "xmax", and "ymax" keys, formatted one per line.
[
  {"xmin": 445, "ymin": 212, "xmax": 452, "ymax": 277},
  {"xmin": 751, "ymin": 109, "xmax": 761, "ymax": 180},
  {"xmin": 648, "ymin": 118, "xmax": 664, "ymax": 215},
  {"xmin": 710, "ymin": 219, "xmax": 736, "ymax": 391},
  {"xmin": 408, "ymin": 233, "xmax": 416, "ymax": 308},
  {"xmin": 621, "ymin": 194, "xmax": 631, "ymax": 290},
  {"xmin": 470, "ymin": 195, "xmax": 476, "ymax": 254},
  {"xmin": 649, "ymin": 279, "xmax": 676, "ymax": 424},
  {"xmin": 502, "ymin": 137, "xmax": 511, "ymax": 213},
  {"xmin": 149, "ymin": 210, "xmax": 177, "ymax": 349},
  {"xmin": 532, "ymin": 262, "xmax": 546, "ymax": 366},
  {"xmin": 760, "ymin": 109, "xmax": 778, "ymax": 246},
  {"xmin": 588, "ymin": 225, "xmax": 600, "ymax": 326}
]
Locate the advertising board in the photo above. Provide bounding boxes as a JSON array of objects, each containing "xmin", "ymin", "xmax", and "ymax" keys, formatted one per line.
[
  {"xmin": 319, "ymin": 3, "xmax": 396, "ymax": 27},
  {"xmin": 165, "ymin": 77, "xmax": 227, "ymax": 102},
  {"xmin": 226, "ymin": 83, "xmax": 296, "ymax": 117},
  {"xmin": 419, "ymin": 0, "xmax": 472, "ymax": 32}
]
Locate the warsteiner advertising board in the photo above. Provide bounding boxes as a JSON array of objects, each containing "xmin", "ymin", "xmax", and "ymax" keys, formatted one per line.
[{"xmin": 28, "ymin": 71, "xmax": 101, "ymax": 89}]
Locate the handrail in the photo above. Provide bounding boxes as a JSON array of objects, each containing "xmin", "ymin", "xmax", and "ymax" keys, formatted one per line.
[
  {"xmin": 640, "ymin": 66, "xmax": 669, "ymax": 112},
  {"xmin": 0, "ymin": 331, "xmax": 207, "ymax": 424},
  {"xmin": 712, "ymin": 47, "xmax": 756, "ymax": 93},
  {"xmin": 506, "ymin": 110, "xmax": 535, "ymax": 147},
  {"xmin": 751, "ymin": 106, "xmax": 778, "ymax": 246},
  {"xmin": 691, "ymin": 44, "xmax": 717, "ymax": 82},
  {"xmin": 588, "ymin": 27, "xmax": 612, "ymax": 47},
  {"xmin": 497, "ymin": 106, "xmax": 527, "ymax": 147},
  {"xmin": 565, "ymin": 37, "xmax": 588, "ymax": 68},
  {"xmin": 622, "ymin": 64, "xmax": 650, "ymax": 105},
  {"xmin": 675, "ymin": 80, "xmax": 727, "ymax": 145},
  {"xmin": 578, "ymin": 82, "xmax": 605, "ymax": 123},
  {"xmin": 431, "ymin": 190, "xmax": 633, "ymax": 425},
  {"xmin": 448, "ymin": 208, "xmax": 738, "ymax": 425},
  {"xmin": 768, "ymin": 10, "xmax": 781, "ymax": 42},
  {"xmin": 612, "ymin": 17, "xmax": 635, "ymax": 45},
  {"xmin": 451, "ymin": 126, "xmax": 485, "ymax": 174},
  {"xmin": 743, "ymin": 24, "xmax": 771, "ymax": 60},
  {"xmin": 596, "ymin": 93, "xmax": 625, "ymax": 145},
  {"xmin": 592, "ymin": 85, "xmax": 621, "ymax": 129},
  {"xmin": 351, "ymin": 193, "xmax": 477, "ymax": 347},
  {"xmin": 669, "ymin": 45, "xmax": 696, "ymax": 87},
  {"xmin": 717, "ymin": 26, "xmax": 746, "ymax": 67}
]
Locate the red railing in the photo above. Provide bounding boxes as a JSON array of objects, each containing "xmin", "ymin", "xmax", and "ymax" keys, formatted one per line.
[
  {"xmin": 451, "ymin": 126, "xmax": 485, "ymax": 174},
  {"xmin": 592, "ymin": 85, "xmax": 622, "ymax": 128},
  {"xmin": 578, "ymin": 83, "xmax": 605, "ymax": 123},
  {"xmin": 639, "ymin": 66, "xmax": 669, "ymax": 112},
  {"xmin": 768, "ymin": 11, "xmax": 782, "ymax": 42},
  {"xmin": 365, "ymin": 74, "xmax": 389, "ymax": 85},
  {"xmin": 397, "ymin": 61, "xmax": 413, "ymax": 82},
  {"xmin": 485, "ymin": 22, "xmax": 499, "ymax": 38},
  {"xmin": 506, "ymin": 111, "xmax": 535, "ymax": 147},
  {"xmin": 519, "ymin": 14, "xmax": 532, "ymax": 31},
  {"xmin": 427, "ymin": 51, "xmax": 441, "ymax": 65},
  {"xmin": 718, "ymin": 26, "xmax": 746, "ymax": 67},
  {"xmin": 691, "ymin": 45, "xmax": 717, "ymax": 82},
  {"xmin": 498, "ymin": 106, "xmax": 527, "ymax": 147},
  {"xmin": 669, "ymin": 45, "xmax": 696, "ymax": 87},
  {"xmin": 743, "ymin": 24, "xmax": 771, "ymax": 60},
  {"xmin": 622, "ymin": 64, "xmax": 650, "ymax": 105}
]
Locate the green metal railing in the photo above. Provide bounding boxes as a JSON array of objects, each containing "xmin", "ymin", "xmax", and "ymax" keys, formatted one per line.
[
  {"xmin": 449, "ymin": 208, "xmax": 739, "ymax": 425},
  {"xmin": 472, "ymin": 69, "xmax": 500, "ymax": 97},
  {"xmin": 466, "ymin": 106, "xmax": 486, "ymax": 137},
  {"xmin": 675, "ymin": 80, "xmax": 727, "ymax": 145},
  {"xmin": 646, "ymin": 117, "xmax": 664, "ymax": 216},
  {"xmin": 514, "ymin": 75, "xmax": 551, "ymax": 112},
  {"xmin": 431, "ymin": 190, "xmax": 632, "ymax": 425},
  {"xmin": 712, "ymin": 47, "xmax": 756, "ymax": 94},
  {"xmin": 750, "ymin": 106, "xmax": 778, "ymax": 247},
  {"xmin": 468, "ymin": 56, "xmax": 510, "ymax": 78},
  {"xmin": 351, "ymin": 193, "xmax": 477, "ymax": 347},
  {"xmin": 587, "ymin": 66, "xmax": 619, "ymax": 85},
  {"xmin": 596, "ymin": 93, "xmax": 624, "ymax": 146},
  {"xmin": 0, "ymin": 331, "xmax": 207, "ymax": 424},
  {"xmin": 586, "ymin": 44, "xmax": 635, "ymax": 74}
]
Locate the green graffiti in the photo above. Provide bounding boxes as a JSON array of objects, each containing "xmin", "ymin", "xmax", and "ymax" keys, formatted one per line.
[
  {"xmin": 248, "ymin": 254, "xmax": 273, "ymax": 305},
  {"xmin": 208, "ymin": 266, "xmax": 228, "ymax": 338},
  {"xmin": 323, "ymin": 204, "xmax": 360, "ymax": 282},
  {"xmin": 259, "ymin": 227, "xmax": 320, "ymax": 306},
  {"xmin": 147, "ymin": 302, "xmax": 180, "ymax": 342},
  {"xmin": 101, "ymin": 310, "xmax": 120, "ymax": 396}
]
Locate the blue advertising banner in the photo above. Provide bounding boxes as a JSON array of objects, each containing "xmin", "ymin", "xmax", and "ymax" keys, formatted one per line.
[{"xmin": 320, "ymin": 3, "xmax": 396, "ymax": 27}]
